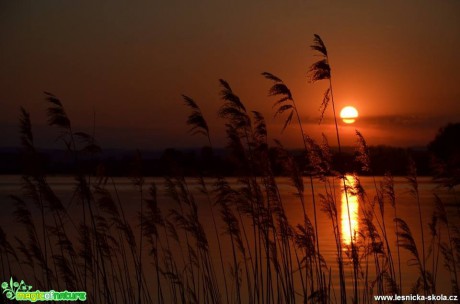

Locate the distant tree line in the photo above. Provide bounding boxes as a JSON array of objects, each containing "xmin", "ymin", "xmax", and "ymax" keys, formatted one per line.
[
  {"xmin": 0, "ymin": 145, "xmax": 433, "ymax": 177},
  {"xmin": 3, "ymin": 119, "xmax": 460, "ymax": 179}
]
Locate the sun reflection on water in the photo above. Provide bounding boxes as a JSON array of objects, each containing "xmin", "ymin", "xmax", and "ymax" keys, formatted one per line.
[{"xmin": 341, "ymin": 175, "xmax": 359, "ymax": 245}]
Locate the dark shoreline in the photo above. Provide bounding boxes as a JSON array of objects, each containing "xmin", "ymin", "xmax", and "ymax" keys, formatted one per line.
[{"xmin": 0, "ymin": 145, "xmax": 432, "ymax": 176}]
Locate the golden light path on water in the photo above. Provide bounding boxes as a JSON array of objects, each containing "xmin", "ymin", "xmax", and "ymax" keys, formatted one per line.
[{"xmin": 341, "ymin": 175, "xmax": 359, "ymax": 245}]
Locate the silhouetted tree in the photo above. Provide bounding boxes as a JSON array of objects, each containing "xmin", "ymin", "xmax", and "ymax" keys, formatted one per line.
[{"xmin": 428, "ymin": 123, "xmax": 460, "ymax": 187}]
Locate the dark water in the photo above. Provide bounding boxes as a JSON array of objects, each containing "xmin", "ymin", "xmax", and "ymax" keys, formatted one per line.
[{"xmin": 0, "ymin": 175, "xmax": 458, "ymax": 302}]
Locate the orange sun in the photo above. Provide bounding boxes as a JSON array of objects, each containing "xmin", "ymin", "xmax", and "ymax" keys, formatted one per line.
[{"xmin": 340, "ymin": 106, "xmax": 359, "ymax": 124}]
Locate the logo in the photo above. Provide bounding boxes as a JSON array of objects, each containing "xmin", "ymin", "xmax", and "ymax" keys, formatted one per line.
[{"xmin": 2, "ymin": 278, "xmax": 86, "ymax": 302}]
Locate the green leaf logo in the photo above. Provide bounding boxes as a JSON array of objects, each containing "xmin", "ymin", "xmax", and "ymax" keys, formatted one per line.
[{"xmin": 2, "ymin": 277, "xmax": 32, "ymax": 300}]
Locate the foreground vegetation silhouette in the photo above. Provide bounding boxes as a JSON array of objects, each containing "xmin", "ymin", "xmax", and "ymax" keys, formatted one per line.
[{"xmin": 1, "ymin": 35, "xmax": 459, "ymax": 304}]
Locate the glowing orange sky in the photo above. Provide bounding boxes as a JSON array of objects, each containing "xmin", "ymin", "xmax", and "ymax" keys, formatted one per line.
[{"xmin": 0, "ymin": 0, "xmax": 459, "ymax": 148}]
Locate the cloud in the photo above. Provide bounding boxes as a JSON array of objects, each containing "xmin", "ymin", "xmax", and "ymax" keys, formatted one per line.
[
  {"xmin": 361, "ymin": 114, "xmax": 460, "ymax": 130},
  {"xmin": 299, "ymin": 114, "xmax": 460, "ymax": 129}
]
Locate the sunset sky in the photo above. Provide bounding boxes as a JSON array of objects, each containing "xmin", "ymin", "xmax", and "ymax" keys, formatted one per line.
[{"xmin": 1, "ymin": 0, "xmax": 459, "ymax": 149}]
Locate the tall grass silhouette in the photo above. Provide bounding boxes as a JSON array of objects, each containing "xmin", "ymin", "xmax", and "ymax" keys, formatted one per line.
[{"xmin": 1, "ymin": 34, "xmax": 459, "ymax": 304}]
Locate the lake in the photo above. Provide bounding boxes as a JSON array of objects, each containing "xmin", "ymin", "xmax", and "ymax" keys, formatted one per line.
[{"xmin": 0, "ymin": 174, "xmax": 458, "ymax": 303}]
